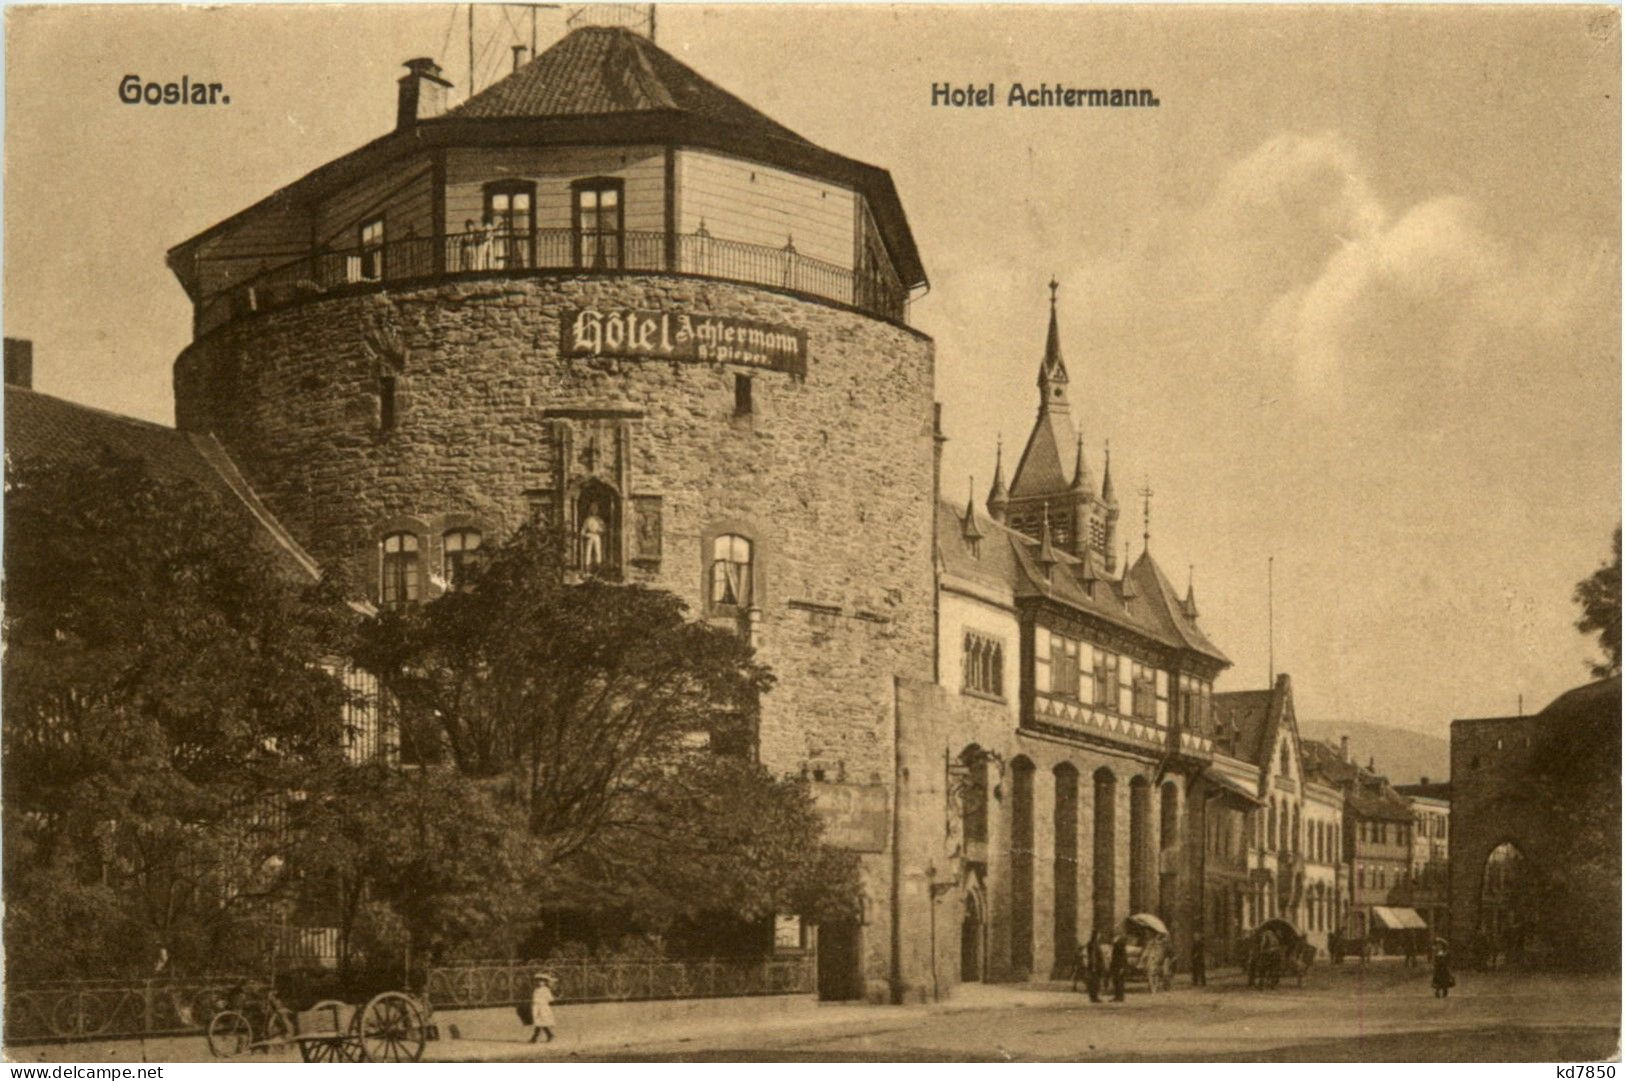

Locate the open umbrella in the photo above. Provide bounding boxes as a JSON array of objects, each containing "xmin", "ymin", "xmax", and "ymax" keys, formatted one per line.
[{"xmin": 1126, "ymin": 913, "xmax": 1169, "ymax": 937}]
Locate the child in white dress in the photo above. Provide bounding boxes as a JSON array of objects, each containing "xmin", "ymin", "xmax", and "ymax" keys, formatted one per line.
[{"xmin": 529, "ymin": 972, "xmax": 556, "ymax": 1043}]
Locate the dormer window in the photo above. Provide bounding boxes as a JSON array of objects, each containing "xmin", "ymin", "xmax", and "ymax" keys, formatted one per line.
[{"xmin": 573, "ymin": 178, "xmax": 624, "ymax": 269}]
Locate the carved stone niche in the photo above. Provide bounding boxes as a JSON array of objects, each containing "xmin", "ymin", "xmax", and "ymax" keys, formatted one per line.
[
  {"xmin": 539, "ymin": 410, "xmax": 663, "ymax": 575},
  {"xmin": 631, "ymin": 495, "xmax": 662, "ymax": 566}
]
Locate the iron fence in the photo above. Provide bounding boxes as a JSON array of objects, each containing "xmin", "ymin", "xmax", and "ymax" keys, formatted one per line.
[
  {"xmin": 425, "ymin": 955, "xmax": 814, "ymax": 1010},
  {"xmin": 196, "ymin": 228, "xmax": 909, "ymax": 335},
  {"xmin": 4, "ymin": 976, "xmax": 263, "ymax": 1044}
]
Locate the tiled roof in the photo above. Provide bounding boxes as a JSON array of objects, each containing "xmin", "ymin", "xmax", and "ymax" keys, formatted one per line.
[
  {"xmin": 1347, "ymin": 778, "xmax": 1413, "ymax": 822},
  {"xmin": 1301, "ymin": 738, "xmax": 1360, "ymax": 787},
  {"xmin": 1008, "ymin": 409, "xmax": 1075, "ymax": 500},
  {"xmin": 1394, "ymin": 781, "xmax": 1451, "ymax": 801},
  {"xmin": 5, "ymin": 387, "xmax": 319, "ymax": 583},
  {"xmin": 449, "ymin": 26, "xmax": 813, "ymax": 149},
  {"xmin": 1537, "ymin": 675, "xmax": 1620, "ymax": 726},
  {"xmin": 1214, "ymin": 689, "xmax": 1273, "ymax": 763},
  {"xmin": 937, "ymin": 498, "xmax": 1229, "ymax": 666}
]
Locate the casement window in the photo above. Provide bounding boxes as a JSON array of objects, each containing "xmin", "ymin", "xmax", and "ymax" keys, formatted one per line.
[
  {"xmin": 1154, "ymin": 669, "xmax": 1169, "ymax": 725},
  {"xmin": 1117, "ymin": 654, "xmax": 1133, "ymax": 716},
  {"xmin": 381, "ymin": 531, "xmax": 420, "ymax": 606},
  {"xmin": 1095, "ymin": 650, "xmax": 1116, "ymax": 709},
  {"xmin": 962, "ymin": 632, "xmax": 1004, "ymax": 699},
  {"xmin": 573, "ymin": 178, "xmax": 624, "ymax": 269},
  {"xmin": 484, "ymin": 181, "xmax": 535, "ymax": 268},
  {"xmin": 358, "ymin": 217, "xmax": 385, "ymax": 281},
  {"xmin": 709, "ymin": 534, "xmax": 753, "ymax": 610},
  {"xmin": 442, "ymin": 528, "xmax": 483, "ymax": 591},
  {"xmin": 1131, "ymin": 662, "xmax": 1157, "ymax": 721}
]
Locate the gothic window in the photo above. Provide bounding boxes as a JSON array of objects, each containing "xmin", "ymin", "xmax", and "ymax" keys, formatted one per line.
[
  {"xmin": 484, "ymin": 181, "xmax": 535, "ymax": 268},
  {"xmin": 573, "ymin": 178, "xmax": 624, "ymax": 269},
  {"xmin": 357, "ymin": 217, "xmax": 385, "ymax": 281},
  {"xmin": 442, "ymin": 528, "xmax": 483, "ymax": 591},
  {"xmin": 962, "ymin": 633, "xmax": 1004, "ymax": 698},
  {"xmin": 381, "ymin": 531, "xmax": 419, "ymax": 606},
  {"xmin": 1280, "ymin": 742, "xmax": 1291, "ymax": 777},
  {"xmin": 709, "ymin": 534, "xmax": 753, "ymax": 609}
]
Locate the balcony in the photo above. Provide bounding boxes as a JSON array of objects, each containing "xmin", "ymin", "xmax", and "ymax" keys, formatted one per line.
[{"xmin": 195, "ymin": 228, "xmax": 911, "ymax": 336}]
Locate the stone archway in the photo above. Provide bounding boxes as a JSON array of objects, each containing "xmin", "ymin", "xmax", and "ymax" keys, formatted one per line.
[
  {"xmin": 1476, "ymin": 841, "xmax": 1532, "ymax": 967},
  {"xmin": 960, "ymin": 886, "xmax": 987, "ymax": 983}
]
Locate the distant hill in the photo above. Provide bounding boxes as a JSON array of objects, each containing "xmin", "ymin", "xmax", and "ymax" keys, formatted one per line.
[{"xmin": 1296, "ymin": 719, "xmax": 1451, "ymax": 787}]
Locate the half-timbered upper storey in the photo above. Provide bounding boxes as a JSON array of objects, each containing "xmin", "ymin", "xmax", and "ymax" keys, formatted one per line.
[{"xmin": 166, "ymin": 27, "xmax": 927, "ymax": 337}]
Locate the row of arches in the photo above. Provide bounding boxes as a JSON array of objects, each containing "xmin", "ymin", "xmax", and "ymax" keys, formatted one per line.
[{"xmin": 974, "ymin": 749, "xmax": 1181, "ymax": 979}]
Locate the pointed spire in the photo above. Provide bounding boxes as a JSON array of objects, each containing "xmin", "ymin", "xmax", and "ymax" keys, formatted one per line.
[
  {"xmin": 1139, "ymin": 476, "xmax": 1154, "ymax": 553},
  {"xmin": 962, "ymin": 477, "xmax": 983, "ymax": 542},
  {"xmin": 1101, "ymin": 439, "xmax": 1117, "ymax": 506},
  {"xmin": 1069, "ymin": 433, "xmax": 1093, "ymax": 494},
  {"xmin": 1078, "ymin": 544, "xmax": 1098, "ymax": 585},
  {"xmin": 1037, "ymin": 278, "xmax": 1069, "ymax": 413},
  {"xmin": 1036, "ymin": 504, "xmax": 1058, "ymax": 573},
  {"xmin": 1184, "ymin": 564, "xmax": 1200, "ymax": 620},
  {"xmin": 986, "ymin": 435, "xmax": 1009, "ymax": 521},
  {"xmin": 1120, "ymin": 540, "xmax": 1137, "ymax": 600}
]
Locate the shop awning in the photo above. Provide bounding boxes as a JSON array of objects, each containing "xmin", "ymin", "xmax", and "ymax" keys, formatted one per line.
[
  {"xmin": 1371, "ymin": 906, "xmax": 1429, "ymax": 930},
  {"xmin": 1203, "ymin": 771, "xmax": 1264, "ymax": 805}
]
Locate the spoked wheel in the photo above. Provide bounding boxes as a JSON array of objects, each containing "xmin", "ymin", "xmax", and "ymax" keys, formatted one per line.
[
  {"xmin": 301, "ymin": 1037, "xmax": 362, "ymax": 1062},
  {"xmin": 355, "ymin": 991, "xmax": 425, "ymax": 1062},
  {"xmin": 207, "ymin": 1010, "xmax": 253, "ymax": 1059}
]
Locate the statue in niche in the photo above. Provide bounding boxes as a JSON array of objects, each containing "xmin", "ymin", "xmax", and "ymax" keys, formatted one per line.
[
  {"xmin": 581, "ymin": 503, "xmax": 606, "ymax": 570},
  {"xmin": 576, "ymin": 480, "xmax": 619, "ymax": 573}
]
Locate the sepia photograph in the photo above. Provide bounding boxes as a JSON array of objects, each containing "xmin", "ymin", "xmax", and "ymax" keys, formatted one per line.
[{"xmin": 2, "ymin": 1, "xmax": 1620, "ymax": 1064}]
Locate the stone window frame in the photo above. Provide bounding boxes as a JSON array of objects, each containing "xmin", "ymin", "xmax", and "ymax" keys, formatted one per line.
[
  {"xmin": 438, "ymin": 514, "xmax": 488, "ymax": 594},
  {"xmin": 376, "ymin": 515, "xmax": 430, "ymax": 608},
  {"xmin": 700, "ymin": 518, "xmax": 769, "ymax": 622},
  {"xmin": 960, "ymin": 630, "xmax": 1005, "ymax": 701}
]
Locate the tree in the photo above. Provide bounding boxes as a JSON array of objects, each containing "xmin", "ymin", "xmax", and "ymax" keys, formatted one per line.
[
  {"xmin": 358, "ymin": 525, "xmax": 860, "ymax": 935},
  {"xmin": 286, "ymin": 763, "xmax": 546, "ymax": 977},
  {"xmin": 3, "ymin": 452, "xmax": 361, "ymax": 977},
  {"xmin": 1573, "ymin": 525, "xmax": 1621, "ymax": 679}
]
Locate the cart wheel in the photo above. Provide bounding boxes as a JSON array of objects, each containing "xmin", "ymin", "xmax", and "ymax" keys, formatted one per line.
[
  {"xmin": 303, "ymin": 1037, "xmax": 359, "ymax": 1063},
  {"xmin": 207, "ymin": 1010, "xmax": 253, "ymax": 1059},
  {"xmin": 357, "ymin": 992, "xmax": 425, "ymax": 1062}
]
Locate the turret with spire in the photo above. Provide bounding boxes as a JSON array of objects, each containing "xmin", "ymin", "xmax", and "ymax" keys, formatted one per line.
[
  {"xmin": 1102, "ymin": 439, "xmax": 1119, "ymax": 574},
  {"xmin": 961, "ymin": 477, "xmax": 983, "ymax": 549},
  {"xmin": 1183, "ymin": 565, "xmax": 1200, "ymax": 621},
  {"xmin": 986, "ymin": 436, "xmax": 1008, "ymax": 524}
]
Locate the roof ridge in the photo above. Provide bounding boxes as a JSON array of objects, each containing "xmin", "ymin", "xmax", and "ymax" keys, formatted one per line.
[{"xmin": 7, "ymin": 385, "xmax": 180, "ymax": 434}]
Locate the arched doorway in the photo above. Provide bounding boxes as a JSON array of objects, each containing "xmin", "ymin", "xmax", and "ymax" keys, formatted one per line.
[
  {"xmin": 1053, "ymin": 764, "xmax": 1079, "ymax": 975},
  {"xmin": 1092, "ymin": 768, "xmax": 1117, "ymax": 932},
  {"xmin": 960, "ymin": 889, "xmax": 985, "ymax": 983},
  {"xmin": 1478, "ymin": 841, "xmax": 1531, "ymax": 967},
  {"xmin": 1010, "ymin": 757, "xmax": 1036, "ymax": 977},
  {"xmin": 1129, "ymin": 776, "xmax": 1152, "ymax": 913}
]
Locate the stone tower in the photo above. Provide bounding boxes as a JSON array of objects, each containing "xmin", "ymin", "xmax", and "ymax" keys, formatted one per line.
[{"xmin": 167, "ymin": 26, "xmax": 935, "ymax": 1003}]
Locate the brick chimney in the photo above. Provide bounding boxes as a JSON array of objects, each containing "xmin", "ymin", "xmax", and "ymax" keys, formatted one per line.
[
  {"xmin": 397, "ymin": 58, "xmax": 452, "ymax": 130},
  {"xmin": 5, "ymin": 337, "xmax": 34, "ymax": 389}
]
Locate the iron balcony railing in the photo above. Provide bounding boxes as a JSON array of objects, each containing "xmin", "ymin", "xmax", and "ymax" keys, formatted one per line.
[
  {"xmin": 424, "ymin": 955, "xmax": 814, "ymax": 1010},
  {"xmin": 196, "ymin": 228, "xmax": 910, "ymax": 334}
]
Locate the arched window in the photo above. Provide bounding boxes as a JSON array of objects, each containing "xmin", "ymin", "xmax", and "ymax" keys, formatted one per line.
[
  {"xmin": 381, "ymin": 531, "xmax": 420, "ymax": 606},
  {"xmin": 443, "ymin": 528, "xmax": 483, "ymax": 591},
  {"xmin": 710, "ymin": 534, "xmax": 754, "ymax": 609},
  {"xmin": 1280, "ymin": 741, "xmax": 1291, "ymax": 777},
  {"xmin": 1291, "ymin": 805, "xmax": 1300, "ymax": 853},
  {"xmin": 1267, "ymin": 800, "xmax": 1278, "ymax": 851}
]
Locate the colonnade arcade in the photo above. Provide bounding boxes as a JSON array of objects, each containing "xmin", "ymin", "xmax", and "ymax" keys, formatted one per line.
[{"xmin": 956, "ymin": 744, "xmax": 1186, "ymax": 983}]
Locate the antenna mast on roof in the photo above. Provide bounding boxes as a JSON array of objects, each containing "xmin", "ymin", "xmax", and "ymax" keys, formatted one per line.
[
  {"xmin": 1268, "ymin": 555, "xmax": 1275, "ymax": 684},
  {"xmin": 565, "ymin": 4, "xmax": 657, "ymax": 40},
  {"xmin": 467, "ymin": 4, "xmax": 562, "ymax": 97}
]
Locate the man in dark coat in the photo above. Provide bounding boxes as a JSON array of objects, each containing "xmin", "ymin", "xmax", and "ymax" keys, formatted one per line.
[
  {"xmin": 1082, "ymin": 928, "xmax": 1104, "ymax": 1002},
  {"xmin": 1109, "ymin": 934, "xmax": 1128, "ymax": 1001},
  {"xmin": 1190, "ymin": 933, "xmax": 1207, "ymax": 987}
]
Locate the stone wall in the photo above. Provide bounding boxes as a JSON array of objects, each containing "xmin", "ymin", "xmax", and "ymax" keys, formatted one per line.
[
  {"xmin": 1447, "ymin": 714, "xmax": 1548, "ymax": 942},
  {"xmin": 174, "ymin": 274, "xmax": 937, "ymax": 791}
]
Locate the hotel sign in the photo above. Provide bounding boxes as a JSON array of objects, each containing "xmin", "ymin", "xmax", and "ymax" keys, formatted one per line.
[{"xmin": 561, "ymin": 308, "xmax": 807, "ymax": 377}]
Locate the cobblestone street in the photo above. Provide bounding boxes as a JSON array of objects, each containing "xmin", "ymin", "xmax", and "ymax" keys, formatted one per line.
[{"xmin": 468, "ymin": 963, "xmax": 1619, "ymax": 1063}]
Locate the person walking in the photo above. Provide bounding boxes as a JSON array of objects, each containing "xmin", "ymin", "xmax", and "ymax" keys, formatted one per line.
[
  {"xmin": 528, "ymin": 972, "xmax": 557, "ymax": 1043},
  {"xmin": 1432, "ymin": 946, "xmax": 1455, "ymax": 998},
  {"xmin": 1069, "ymin": 940, "xmax": 1088, "ymax": 992},
  {"xmin": 1190, "ymin": 933, "xmax": 1207, "ymax": 987},
  {"xmin": 1109, "ymin": 934, "xmax": 1128, "ymax": 1002},
  {"xmin": 1085, "ymin": 928, "xmax": 1104, "ymax": 1003}
]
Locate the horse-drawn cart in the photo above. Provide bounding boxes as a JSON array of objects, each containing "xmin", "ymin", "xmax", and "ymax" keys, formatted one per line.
[
  {"xmin": 1247, "ymin": 918, "xmax": 1316, "ymax": 989},
  {"xmin": 1124, "ymin": 913, "xmax": 1176, "ymax": 992},
  {"xmin": 208, "ymin": 989, "xmax": 433, "ymax": 1062}
]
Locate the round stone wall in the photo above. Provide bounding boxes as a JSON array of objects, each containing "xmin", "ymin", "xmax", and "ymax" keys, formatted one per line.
[{"xmin": 174, "ymin": 273, "xmax": 937, "ymax": 785}]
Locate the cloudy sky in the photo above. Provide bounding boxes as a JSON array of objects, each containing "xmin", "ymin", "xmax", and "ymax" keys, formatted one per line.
[{"xmin": 6, "ymin": 4, "xmax": 1619, "ymax": 739}]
